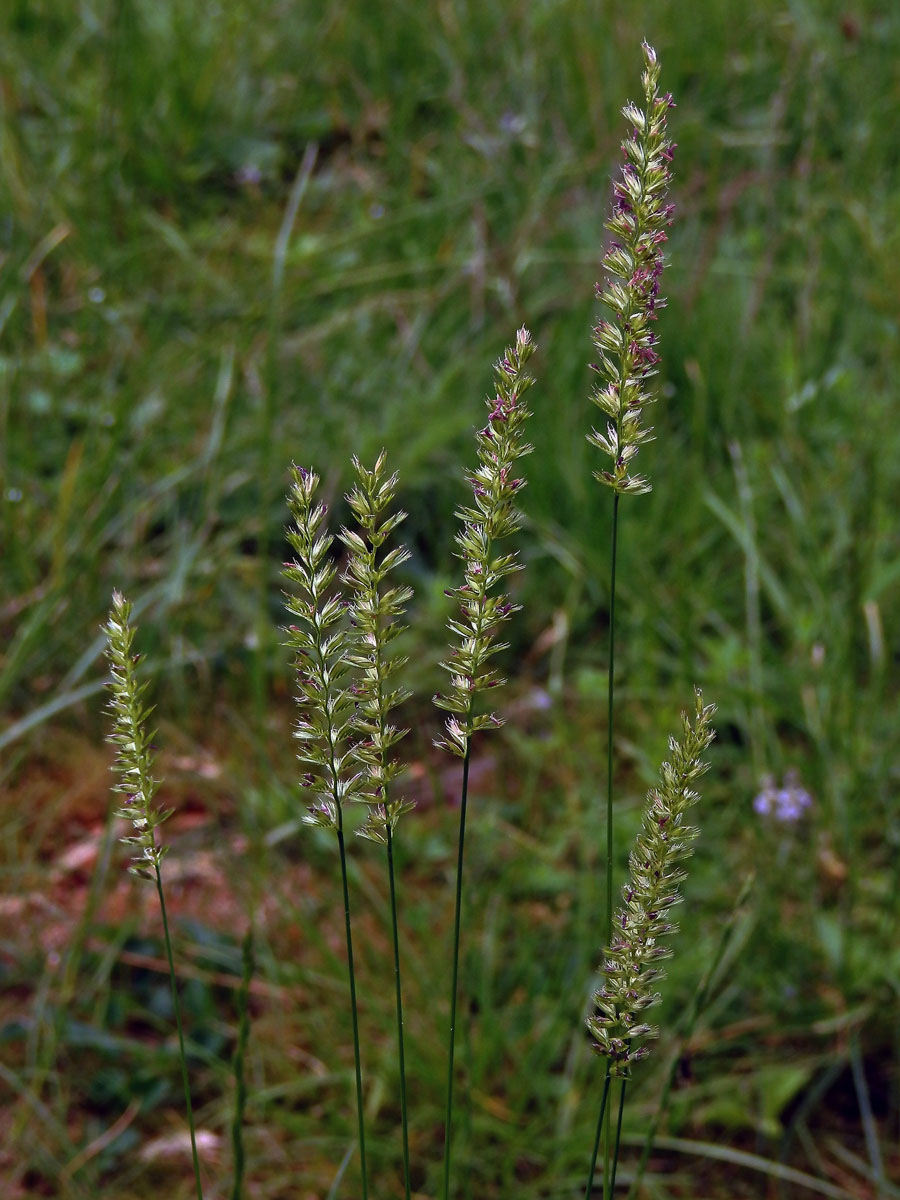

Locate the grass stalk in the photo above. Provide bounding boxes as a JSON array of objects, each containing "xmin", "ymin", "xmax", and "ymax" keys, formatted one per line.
[
  {"xmin": 337, "ymin": 822, "xmax": 369, "ymax": 1200},
  {"xmin": 230, "ymin": 929, "xmax": 254, "ymax": 1200},
  {"xmin": 154, "ymin": 864, "xmax": 204, "ymax": 1200},
  {"xmin": 610, "ymin": 1077, "xmax": 627, "ymax": 1194},
  {"xmin": 584, "ymin": 1071, "xmax": 612, "ymax": 1199},
  {"xmin": 386, "ymin": 824, "xmax": 412, "ymax": 1200},
  {"xmin": 602, "ymin": 492, "xmax": 620, "ymax": 1198},
  {"xmin": 604, "ymin": 493, "xmax": 620, "ymax": 957},
  {"xmin": 441, "ymin": 745, "xmax": 471, "ymax": 1200}
]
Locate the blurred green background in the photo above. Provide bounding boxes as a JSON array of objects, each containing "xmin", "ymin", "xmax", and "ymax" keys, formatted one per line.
[{"xmin": 2, "ymin": 0, "xmax": 899, "ymax": 1196}]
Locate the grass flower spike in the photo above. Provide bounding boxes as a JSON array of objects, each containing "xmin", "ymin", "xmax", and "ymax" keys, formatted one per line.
[
  {"xmin": 434, "ymin": 326, "xmax": 536, "ymax": 756},
  {"xmin": 104, "ymin": 592, "xmax": 171, "ymax": 878},
  {"xmin": 282, "ymin": 465, "xmax": 371, "ymax": 1200},
  {"xmin": 340, "ymin": 451, "xmax": 414, "ymax": 1199},
  {"xmin": 283, "ymin": 465, "xmax": 360, "ymax": 830},
  {"xmin": 588, "ymin": 690, "xmax": 716, "ymax": 1076},
  {"xmin": 340, "ymin": 451, "xmax": 415, "ymax": 842},
  {"xmin": 103, "ymin": 593, "xmax": 204, "ymax": 1200},
  {"xmin": 589, "ymin": 40, "xmax": 675, "ymax": 496}
]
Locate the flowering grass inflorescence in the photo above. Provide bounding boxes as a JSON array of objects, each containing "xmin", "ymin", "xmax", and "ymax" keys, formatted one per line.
[
  {"xmin": 340, "ymin": 451, "xmax": 415, "ymax": 842},
  {"xmin": 588, "ymin": 690, "xmax": 716, "ymax": 1077},
  {"xmin": 103, "ymin": 591, "xmax": 172, "ymax": 878},
  {"xmin": 283, "ymin": 465, "xmax": 360, "ymax": 830},
  {"xmin": 434, "ymin": 326, "xmax": 536, "ymax": 756},
  {"xmin": 589, "ymin": 41, "xmax": 676, "ymax": 496}
]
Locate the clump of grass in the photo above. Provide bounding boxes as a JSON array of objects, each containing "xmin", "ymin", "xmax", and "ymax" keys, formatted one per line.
[{"xmin": 103, "ymin": 591, "xmax": 203, "ymax": 1200}]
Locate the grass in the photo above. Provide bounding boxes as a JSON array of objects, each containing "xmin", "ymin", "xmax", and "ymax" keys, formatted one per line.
[{"xmin": 2, "ymin": 0, "xmax": 900, "ymax": 1195}]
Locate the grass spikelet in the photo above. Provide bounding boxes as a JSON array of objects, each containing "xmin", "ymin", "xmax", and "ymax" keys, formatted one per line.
[
  {"xmin": 103, "ymin": 591, "xmax": 171, "ymax": 879},
  {"xmin": 588, "ymin": 690, "xmax": 716, "ymax": 1076},
  {"xmin": 588, "ymin": 40, "xmax": 676, "ymax": 497},
  {"xmin": 434, "ymin": 326, "xmax": 536, "ymax": 756},
  {"xmin": 283, "ymin": 465, "xmax": 360, "ymax": 830},
  {"xmin": 340, "ymin": 450, "xmax": 415, "ymax": 842}
]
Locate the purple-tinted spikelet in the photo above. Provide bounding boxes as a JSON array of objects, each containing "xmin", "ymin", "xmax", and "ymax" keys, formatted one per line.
[
  {"xmin": 588, "ymin": 691, "xmax": 715, "ymax": 1076},
  {"xmin": 433, "ymin": 329, "xmax": 536, "ymax": 757},
  {"xmin": 589, "ymin": 41, "xmax": 676, "ymax": 496},
  {"xmin": 283, "ymin": 466, "xmax": 360, "ymax": 829}
]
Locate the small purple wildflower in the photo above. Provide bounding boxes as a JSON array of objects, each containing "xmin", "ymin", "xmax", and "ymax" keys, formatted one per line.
[{"xmin": 754, "ymin": 770, "xmax": 813, "ymax": 822}]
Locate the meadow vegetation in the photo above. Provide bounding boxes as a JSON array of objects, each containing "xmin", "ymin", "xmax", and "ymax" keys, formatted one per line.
[{"xmin": 1, "ymin": 1, "xmax": 899, "ymax": 1196}]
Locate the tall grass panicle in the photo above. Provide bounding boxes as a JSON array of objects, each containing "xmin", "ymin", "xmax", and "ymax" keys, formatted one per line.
[
  {"xmin": 434, "ymin": 326, "xmax": 536, "ymax": 756},
  {"xmin": 283, "ymin": 465, "xmax": 361, "ymax": 831},
  {"xmin": 588, "ymin": 40, "xmax": 675, "ymax": 497},
  {"xmin": 340, "ymin": 451, "xmax": 415, "ymax": 841},
  {"xmin": 435, "ymin": 327, "xmax": 536, "ymax": 1200},
  {"xmin": 104, "ymin": 592, "xmax": 171, "ymax": 879},
  {"xmin": 588, "ymin": 690, "xmax": 716, "ymax": 1075},
  {"xmin": 103, "ymin": 592, "xmax": 204, "ymax": 1200},
  {"xmin": 340, "ymin": 451, "xmax": 414, "ymax": 1199},
  {"xmin": 282, "ymin": 465, "xmax": 370, "ymax": 1200}
]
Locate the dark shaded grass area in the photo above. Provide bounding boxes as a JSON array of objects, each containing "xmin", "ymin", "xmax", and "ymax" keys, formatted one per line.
[{"xmin": 2, "ymin": 1, "xmax": 899, "ymax": 1196}]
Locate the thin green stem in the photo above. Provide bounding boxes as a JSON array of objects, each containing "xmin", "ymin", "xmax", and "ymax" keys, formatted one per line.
[
  {"xmin": 610, "ymin": 1077, "xmax": 627, "ymax": 1194},
  {"xmin": 603, "ymin": 491, "xmax": 620, "ymax": 1199},
  {"xmin": 337, "ymin": 822, "xmax": 369, "ymax": 1200},
  {"xmin": 605, "ymin": 493, "xmax": 620, "ymax": 959},
  {"xmin": 584, "ymin": 1071, "xmax": 612, "ymax": 1199},
  {"xmin": 386, "ymin": 823, "xmax": 412, "ymax": 1200},
  {"xmin": 154, "ymin": 864, "xmax": 203, "ymax": 1200},
  {"xmin": 442, "ymin": 745, "xmax": 472, "ymax": 1200},
  {"xmin": 230, "ymin": 929, "xmax": 253, "ymax": 1200}
]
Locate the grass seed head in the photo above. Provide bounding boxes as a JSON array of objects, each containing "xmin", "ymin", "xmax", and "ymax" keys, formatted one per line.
[
  {"xmin": 283, "ymin": 465, "xmax": 361, "ymax": 829},
  {"xmin": 340, "ymin": 452, "xmax": 414, "ymax": 842},
  {"xmin": 587, "ymin": 689, "xmax": 715, "ymax": 1075},
  {"xmin": 434, "ymin": 328, "xmax": 536, "ymax": 757},
  {"xmin": 588, "ymin": 41, "xmax": 676, "ymax": 496},
  {"xmin": 103, "ymin": 592, "xmax": 171, "ymax": 879}
]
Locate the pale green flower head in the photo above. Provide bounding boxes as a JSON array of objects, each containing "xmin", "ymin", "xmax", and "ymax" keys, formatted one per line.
[
  {"xmin": 434, "ymin": 328, "xmax": 536, "ymax": 758},
  {"xmin": 340, "ymin": 451, "xmax": 415, "ymax": 843},
  {"xmin": 283, "ymin": 464, "xmax": 361, "ymax": 830},
  {"xmin": 589, "ymin": 41, "xmax": 676, "ymax": 496},
  {"xmin": 588, "ymin": 689, "xmax": 716, "ymax": 1076},
  {"xmin": 103, "ymin": 592, "xmax": 172, "ymax": 879}
]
